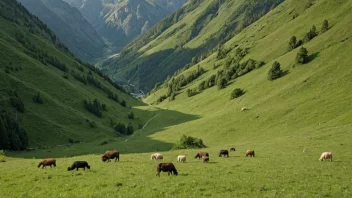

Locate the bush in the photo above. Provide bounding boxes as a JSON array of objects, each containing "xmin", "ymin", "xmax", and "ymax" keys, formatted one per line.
[
  {"xmin": 288, "ymin": 36, "xmax": 297, "ymax": 51},
  {"xmin": 231, "ymin": 88, "xmax": 245, "ymax": 99},
  {"xmin": 304, "ymin": 25, "xmax": 317, "ymax": 43},
  {"xmin": 172, "ymin": 135, "xmax": 207, "ymax": 150},
  {"xmin": 126, "ymin": 124, "xmax": 134, "ymax": 135},
  {"xmin": 120, "ymin": 100, "xmax": 126, "ymax": 107},
  {"xmin": 8, "ymin": 90, "xmax": 24, "ymax": 113},
  {"xmin": 267, "ymin": 61, "xmax": 283, "ymax": 81},
  {"xmin": 321, "ymin": 19, "xmax": 329, "ymax": 34},
  {"xmin": 198, "ymin": 81, "xmax": 206, "ymax": 91},
  {"xmin": 32, "ymin": 92, "xmax": 43, "ymax": 104},
  {"xmin": 217, "ymin": 77, "xmax": 228, "ymax": 89},
  {"xmin": 128, "ymin": 112, "xmax": 134, "ymax": 119},
  {"xmin": 115, "ymin": 123, "xmax": 126, "ymax": 134},
  {"xmin": 296, "ymin": 47, "xmax": 309, "ymax": 64}
]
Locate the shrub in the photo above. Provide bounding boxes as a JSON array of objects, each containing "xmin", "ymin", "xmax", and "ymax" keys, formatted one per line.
[
  {"xmin": 84, "ymin": 99, "xmax": 103, "ymax": 117},
  {"xmin": 172, "ymin": 135, "xmax": 207, "ymax": 150},
  {"xmin": 304, "ymin": 25, "xmax": 317, "ymax": 42},
  {"xmin": 8, "ymin": 90, "xmax": 25, "ymax": 113},
  {"xmin": 199, "ymin": 81, "xmax": 206, "ymax": 91},
  {"xmin": 231, "ymin": 88, "xmax": 245, "ymax": 99},
  {"xmin": 267, "ymin": 61, "xmax": 283, "ymax": 81},
  {"xmin": 288, "ymin": 36, "xmax": 297, "ymax": 51},
  {"xmin": 120, "ymin": 100, "xmax": 127, "ymax": 107},
  {"xmin": 321, "ymin": 19, "xmax": 329, "ymax": 33},
  {"xmin": 217, "ymin": 77, "xmax": 228, "ymax": 89},
  {"xmin": 32, "ymin": 92, "xmax": 43, "ymax": 104},
  {"xmin": 115, "ymin": 123, "xmax": 126, "ymax": 135},
  {"xmin": 186, "ymin": 89, "xmax": 198, "ymax": 97},
  {"xmin": 128, "ymin": 112, "xmax": 134, "ymax": 119},
  {"xmin": 126, "ymin": 124, "xmax": 134, "ymax": 135},
  {"xmin": 296, "ymin": 47, "xmax": 309, "ymax": 64}
]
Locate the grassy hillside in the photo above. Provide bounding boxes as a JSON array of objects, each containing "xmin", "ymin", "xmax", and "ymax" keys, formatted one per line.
[
  {"xmin": 0, "ymin": 0, "xmax": 154, "ymax": 152},
  {"xmin": 103, "ymin": 0, "xmax": 284, "ymax": 92},
  {"xmin": 1, "ymin": 0, "xmax": 352, "ymax": 197}
]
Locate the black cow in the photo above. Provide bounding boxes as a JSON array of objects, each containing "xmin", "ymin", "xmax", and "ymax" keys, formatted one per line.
[
  {"xmin": 67, "ymin": 161, "xmax": 90, "ymax": 171},
  {"xmin": 219, "ymin": 150, "xmax": 229, "ymax": 157}
]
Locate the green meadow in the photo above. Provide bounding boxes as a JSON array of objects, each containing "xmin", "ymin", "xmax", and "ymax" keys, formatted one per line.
[{"xmin": 1, "ymin": 0, "xmax": 352, "ymax": 197}]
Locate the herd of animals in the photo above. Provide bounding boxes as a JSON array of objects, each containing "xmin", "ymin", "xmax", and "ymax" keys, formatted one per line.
[{"xmin": 37, "ymin": 149, "xmax": 333, "ymax": 177}]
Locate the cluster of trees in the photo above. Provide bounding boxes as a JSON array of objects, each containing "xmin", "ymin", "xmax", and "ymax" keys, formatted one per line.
[
  {"xmin": 8, "ymin": 90, "xmax": 25, "ymax": 113},
  {"xmin": 32, "ymin": 92, "xmax": 43, "ymax": 104},
  {"xmin": 288, "ymin": 20, "xmax": 329, "ymax": 52},
  {"xmin": 231, "ymin": 88, "xmax": 245, "ymax": 100},
  {"xmin": 166, "ymin": 66, "xmax": 206, "ymax": 100},
  {"xmin": 0, "ymin": 111, "xmax": 29, "ymax": 151},
  {"xmin": 15, "ymin": 32, "xmax": 68, "ymax": 72},
  {"xmin": 114, "ymin": 123, "xmax": 134, "ymax": 136},
  {"xmin": 83, "ymin": 99, "xmax": 106, "ymax": 118},
  {"xmin": 172, "ymin": 135, "xmax": 206, "ymax": 150}
]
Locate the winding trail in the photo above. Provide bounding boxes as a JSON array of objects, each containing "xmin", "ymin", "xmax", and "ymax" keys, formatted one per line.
[{"xmin": 122, "ymin": 114, "xmax": 159, "ymax": 143}]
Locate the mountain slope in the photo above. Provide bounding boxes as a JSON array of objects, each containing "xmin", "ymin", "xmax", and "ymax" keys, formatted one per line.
[
  {"xmin": 143, "ymin": 0, "xmax": 352, "ymax": 148},
  {"xmin": 103, "ymin": 0, "xmax": 284, "ymax": 92},
  {"xmin": 64, "ymin": 0, "xmax": 188, "ymax": 52},
  {"xmin": 18, "ymin": 0, "xmax": 107, "ymax": 62},
  {"xmin": 0, "ymin": 0, "xmax": 154, "ymax": 150}
]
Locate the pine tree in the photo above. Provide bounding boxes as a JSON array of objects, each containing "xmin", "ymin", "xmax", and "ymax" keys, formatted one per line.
[
  {"xmin": 321, "ymin": 19, "xmax": 329, "ymax": 33},
  {"xmin": 288, "ymin": 36, "xmax": 297, "ymax": 51},
  {"xmin": 267, "ymin": 61, "xmax": 283, "ymax": 81},
  {"xmin": 296, "ymin": 47, "xmax": 309, "ymax": 64}
]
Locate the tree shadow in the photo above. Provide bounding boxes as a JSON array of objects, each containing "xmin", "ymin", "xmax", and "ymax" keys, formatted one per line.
[
  {"xmin": 7, "ymin": 108, "xmax": 200, "ymax": 158},
  {"xmin": 307, "ymin": 52, "xmax": 320, "ymax": 62}
]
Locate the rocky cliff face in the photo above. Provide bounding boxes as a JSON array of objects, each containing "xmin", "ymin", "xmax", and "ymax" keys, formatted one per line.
[
  {"xmin": 18, "ymin": 0, "xmax": 106, "ymax": 62},
  {"xmin": 64, "ymin": 0, "xmax": 188, "ymax": 51}
]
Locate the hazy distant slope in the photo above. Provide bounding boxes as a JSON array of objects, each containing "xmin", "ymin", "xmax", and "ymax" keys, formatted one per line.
[
  {"xmin": 0, "ymin": 0, "xmax": 153, "ymax": 149},
  {"xmin": 18, "ymin": 0, "xmax": 107, "ymax": 62},
  {"xmin": 103, "ymin": 0, "xmax": 284, "ymax": 92},
  {"xmin": 64, "ymin": 0, "xmax": 188, "ymax": 51}
]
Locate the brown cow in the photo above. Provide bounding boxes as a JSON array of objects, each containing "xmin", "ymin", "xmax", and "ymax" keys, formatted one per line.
[
  {"xmin": 194, "ymin": 152, "xmax": 209, "ymax": 159},
  {"xmin": 156, "ymin": 163, "xmax": 178, "ymax": 177},
  {"xmin": 102, "ymin": 150, "xmax": 120, "ymax": 162},
  {"xmin": 37, "ymin": 159, "xmax": 56, "ymax": 169},
  {"xmin": 245, "ymin": 150, "xmax": 255, "ymax": 157}
]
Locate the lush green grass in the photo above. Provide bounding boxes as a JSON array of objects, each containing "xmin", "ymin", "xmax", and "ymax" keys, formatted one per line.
[
  {"xmin": 1, "ymin": 145, "xmax": 351, "ymax": 198},
  {"xmin": 1, "ymin": 0, "xmax": 352, "ymax": 197}
]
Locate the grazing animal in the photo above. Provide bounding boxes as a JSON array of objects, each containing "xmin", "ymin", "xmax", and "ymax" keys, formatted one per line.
[
  {"xmin": 219, "ymin": 150, "xmax": 229, "ymax": 157},
  {"xmin": 194, "ymin": 152, "xmax": 209, "ymax": 159},
  {"xmin": 102, "ymin": 150, "xmax": 120, "ymax": 162},
  {"xmin": 202, "ymin": 156, "xmax": 209, "ymax": 163},
  {"xmin": 156, "ymin": 163, "xmax": 178, "ymax": 177},
  {"xmin": 37, "ymin": 158, "xmax": 56, "ymax": 169},
  {"xmin": 67, "ymin": 161, "xmax": 90, "ymax": 171},
  {"xmin": 319, "ymin": 152, "xmax": 332, "ymax": 161},
  {"xmin": 177, "ymin": 155, "xmax": 186, "ymax": 163},
  {"xmin": 245, "ymin": 150, "xmax": 255, "ymax": 157},
  {"xmin": 151, "ymin": 153, "xmax": 163, "ymax": 160},
  {"xmin": 230, "ymin": 148, "xmax": 236, "ymax": 151}
]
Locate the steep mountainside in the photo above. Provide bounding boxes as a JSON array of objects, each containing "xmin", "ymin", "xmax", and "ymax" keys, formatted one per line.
[
  {"xmin": 144, "ymin": 0, "xmax": 352, "ymax": 149},
  {"xmin": 18, "ymin": 0, "xmax": 107, "ymax": 62},
  {"xmin": 0, "ymin": 0, "xmax": 153, "ymax": 150},
  {"xmin": 103, "ymin": 0, "xmax": 284, "ymax": 92},
  {"xmin": 64, "ymin": 0, "xmax": 188, "ymax": 51}
]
